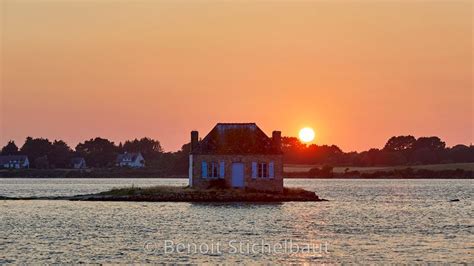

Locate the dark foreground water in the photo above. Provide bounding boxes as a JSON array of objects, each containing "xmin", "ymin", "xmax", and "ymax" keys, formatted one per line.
[{"xmin": 0, "ymin": 178, "xmax": 472, "ymax": 263}]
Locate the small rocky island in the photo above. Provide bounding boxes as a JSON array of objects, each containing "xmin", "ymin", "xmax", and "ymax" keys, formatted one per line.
[
  {"xmin": 71, "ymin": 186, "xmax": 324, "ymax": 202},
  {"xmin": 0, "ymin": 186, "xmax": 325, "ymax": 202}
]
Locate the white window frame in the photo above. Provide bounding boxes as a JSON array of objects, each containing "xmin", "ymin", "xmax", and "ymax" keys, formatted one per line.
[
  {"xmin": 208, "ymin": 162, "xmax": 220, "ymax": 178},
  {"xmin": 257, "ymin": 162, "xmax": 268, "ymax": 178}
]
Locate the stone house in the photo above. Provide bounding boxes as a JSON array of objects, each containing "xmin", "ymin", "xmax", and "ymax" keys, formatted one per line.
[{"xmin": 189, "ymin": 123, "xmax": 283, "ymax": 192}]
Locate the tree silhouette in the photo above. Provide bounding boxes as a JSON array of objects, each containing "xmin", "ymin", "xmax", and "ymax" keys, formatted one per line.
[
  {"xmin": 1, "ymin": 141, "xmax": 19, "ymax": 155},
  {"xmin": 123, "ymin": 137, "xmax": 163, "ymax": 159},
  {"xmin": 20, "ymin": 137, "xmax": 53, "ymax": 165},
  {"xmin": 49, "ymin": 140, "xmax": 73, "ymax": 168},
  {"xmin": 76, "ymin": 138, "xmax": 117, "ymax": 167},
  {"xmin": 413, "ymin": 137, "xmax": 446, "ymax": 150},
  {"xmin": 383, "ymin": 136, "xmax": 416, "ymax": 151}
]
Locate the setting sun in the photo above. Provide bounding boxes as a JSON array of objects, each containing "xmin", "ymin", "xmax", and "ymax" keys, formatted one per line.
[{"xmin": 299, "ymin": 127, "xmax": 315, "ymax": 143}]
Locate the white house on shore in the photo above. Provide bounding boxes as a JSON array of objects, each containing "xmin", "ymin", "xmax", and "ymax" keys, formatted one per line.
[
  {"xmin": 0, "ymin": 155, "xmax": 30, "ymax": 169},
  {"xmin": 71, "ymin": 157, "xmax": 87, "ymax": 169},
  {"xmin": 116, "ymin": 152, "xmax": 145, "ymax": 168}
]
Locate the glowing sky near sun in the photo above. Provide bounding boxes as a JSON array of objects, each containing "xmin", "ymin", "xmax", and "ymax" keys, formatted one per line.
[{"xmin": 0, "ymin": 1, "xmax": 472, "ymax": 151}]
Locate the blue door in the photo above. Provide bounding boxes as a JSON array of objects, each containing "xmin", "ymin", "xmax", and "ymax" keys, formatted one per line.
[{"xmin": 231, "ymin": 163, "xmax": 245, "ymax": 188}]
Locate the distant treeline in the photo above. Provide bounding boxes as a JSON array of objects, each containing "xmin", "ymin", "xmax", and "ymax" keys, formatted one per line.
[
  {"xmin": 285, "ymin": 167, "xmax": 473, "ymax": 179},
  {"xmin": 1, "ymin": 135, "xmax": 473, "ymax": 173},
  {"xmin": 0, "ymin": 168, "xmax": 185, "ymax": 178},
  {"xmin": 282, "ymin": 135, "xmax": 473, "ymax": 166},
  {"xmin": 1, "ymin": 137, "xmax": 189, "ymax": 175}
]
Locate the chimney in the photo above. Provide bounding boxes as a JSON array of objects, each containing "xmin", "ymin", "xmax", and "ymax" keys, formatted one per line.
[
  {"xmin": 272, "ymin": 131, "xmax": 281, "ymax": 152},
  {"xmin": 191, "ymin": 131, "xmax": 199, "ymax": 152}
]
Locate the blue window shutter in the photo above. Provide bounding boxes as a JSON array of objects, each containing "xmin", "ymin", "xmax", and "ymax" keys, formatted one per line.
[
  {"xmin": 269, "ymin": 162, "xmax": 274, "ymax": 179},
  {"xmin": 252, "ymin": 162, "xmax": 257, "ymax": 179},
  {"xmin": 202, "ymin": 161, "xmax": 207, "ymax": 178},
  {"xmin": 219, "ymin": 161, "xmax": 225, "ymax": 179}
]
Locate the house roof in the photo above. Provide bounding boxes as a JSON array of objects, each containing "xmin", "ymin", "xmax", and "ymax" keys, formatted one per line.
[
  {"xmin": 116, "ymin": 152, "xmax": 143, "ymax": 162},
  {"xmin": 192, "ymin": 123, "xmax": 281, "ymax": 155},
  {"xmin": 0, "ymin": 155, "xmax": 29, "ymax": 164}
]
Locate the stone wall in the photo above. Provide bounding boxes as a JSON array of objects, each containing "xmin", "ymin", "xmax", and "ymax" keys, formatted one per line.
[{"xmin": 191, "ymin": 154, "xmax": 283, "ymax": 192}]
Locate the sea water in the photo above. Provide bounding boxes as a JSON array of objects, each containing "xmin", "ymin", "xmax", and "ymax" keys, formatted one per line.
[{"xmin": 0, "ymin": 178, "xmax": 472, "ymax": 263}]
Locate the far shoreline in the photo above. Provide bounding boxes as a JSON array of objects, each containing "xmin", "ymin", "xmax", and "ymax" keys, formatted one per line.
[
  {"xmin": 0, "ymin": 176, "xmax": 471, "ymax": 179},
  {"xmin": 0, "ymin": 163, "xmax": 472, "ymax": 179}
]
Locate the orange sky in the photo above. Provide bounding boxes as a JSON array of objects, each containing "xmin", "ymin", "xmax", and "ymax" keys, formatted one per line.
[{"xmin": 1, "ymin": 1, "xmax": 472, "ymax": 152}]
